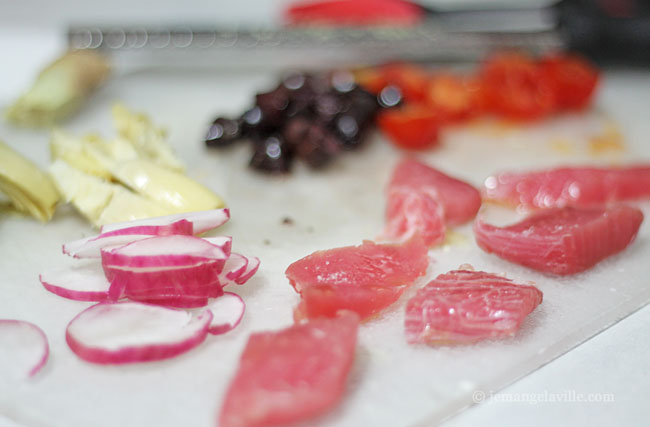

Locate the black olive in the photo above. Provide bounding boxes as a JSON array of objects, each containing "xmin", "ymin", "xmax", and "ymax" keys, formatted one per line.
[
  {"xmin": 377, "ymin": 85, "xmax": 403, "ymax": 108},
  {"xmin": 205, "ymin": 117, "xmax": 242, "ymax": 148},
  {"xmin": 249, "ymin": 135, "xmax": 293, "ymax": 174},
  {"xmin": 255, "ymin": 85, "xmax": 290, "ymax": 127},
  {"xmin": 295, "ymin": 124, "xmax": 341, "ymax": 169}
]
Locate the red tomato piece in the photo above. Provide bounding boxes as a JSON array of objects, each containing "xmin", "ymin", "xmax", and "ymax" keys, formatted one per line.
[
  {"xmin": 353, "ymin": 67, "xmax": 389, "ymax": 94},
  {"xmin": 479, "ymin": 51, "xmax": 557, "ymax": 121},
  {"xmin": 378, "ymin": 104, "xmax": 440, "ymax": 150},
  {"xmin": 379, "ymin": 63, "xmax": 430, "ymax": 102},
  {"xmin": 425, "ymin": 74, "xmax": 480, "ymax": 123},
  {"xmin": 540, "ymin": 53, "xmax": 600, "ymax": 110}
]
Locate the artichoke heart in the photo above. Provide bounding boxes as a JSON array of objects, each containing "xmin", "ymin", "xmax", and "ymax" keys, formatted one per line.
[
  {"xmin": 50, "ymin": 129, "xmax": 112, "ymax": 179},
  {"xmin": 0, "ymin": 141, "xmax": 59, "ymax": 222},
  {"xmin": 6, "ymin": 50, "xmax": 110, "ymax": 127},
  {"xmin": 110, "ymin": 159, "xmax": 224, "ymax": 213},
  {"xmin": 112, "ymin": 104, "xmax": 185, "ymax": 172},
  {"xmin": 50, "ymin": 129, "xmax": 140, "ymax": 179},
  {"xmin": 49, "ymin": 159, "xmax": 170, "ymax": 227}
]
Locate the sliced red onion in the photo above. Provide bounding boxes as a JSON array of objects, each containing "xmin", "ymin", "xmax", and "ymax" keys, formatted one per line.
[
  {"xmin": 65, "ymin": 302, "xmax": 213, "ymax": 364},
  {"xmin": 103, "ymin": 261, "xmax": 224, "ymax": 303},
  {"xmin": 101, "ymin": 235, "xmax": 228, "ymax": 270},
  {"xmin": 140, "ymin": 296, "xmax": 210, "ymax": 309},
  {"xmin": 205, "ymin": 292, "xmax": 245, "ymax": 335},
  {"xmin": 63, "ymin": 220, "xmax": 194, "ymax": 259},
  {"xmin": 39, "ymin": 261, "xmax": 111, "ymax": 302},
  {"xmin": 99, "ymin": 235, "xmax": 230, "ymax": 306},
  {"xmin": 0, "ymin": 320, "xmax": 49, "ymax": 380},
  {"xmin": 202, "ymin": 236, "xmax": 233, "ymax": 257},
  {"xmin": 219, "ymin": 253, "xmax": 249, "ymax": 286},
  {"xmin": 100, "ymin": 208, "xmax": 230, "ymax": 235},
  {"xmin": 108, "ymin": 278, "xmax": 126, "ymax": 301},
  {"xmin": 234, "ymin": 256, "xmax": 260, "ymax": 285}
]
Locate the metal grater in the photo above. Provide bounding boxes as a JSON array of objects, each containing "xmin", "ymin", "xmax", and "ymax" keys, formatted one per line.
[{"xmin": 67, "ymin": 24, "xmax": 564, "ymax": 70}]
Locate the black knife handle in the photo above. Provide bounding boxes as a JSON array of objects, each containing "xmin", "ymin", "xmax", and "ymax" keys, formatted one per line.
[{"xmin": 556, "ymin": 0, "xmax": 650, "ymax": 65}]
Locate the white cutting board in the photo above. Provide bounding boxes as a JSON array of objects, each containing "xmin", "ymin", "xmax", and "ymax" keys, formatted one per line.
[{"xmin": 1, "ymin": 68, "xmax": 650, "ymax": 427}]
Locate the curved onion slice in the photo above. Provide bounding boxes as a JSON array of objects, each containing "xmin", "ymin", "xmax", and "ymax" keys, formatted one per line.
[
  {"xmin": 140, "ymin": 296, "xmax": 210, "ymax": 309},
  {"xmin": 63, "ymin": 219, "xmax": 193, "ymax": 258},
  {"xmin": 101, "ymin": 235, "xmax": 228, "ymax": 270},
  {"xmin": 66, "ymin": 302, "xmax": 213, "ymax": 364},
  {"xmin": 40, "ymin": 261, "xmax": 110, "ymax": 301},
  {"xmin": 235, "ymin": 256, "xmax": 260, "ymax": 285},
  {"xmin": 100, "ymin": 208, "xmax": 230, "ymax": 235},
  {"xmin": 0, "ymin": 320, "xmax": 49, "ymax": 380},
  {"xmin": 105, "ymin": 264, "xmax": 224, "ymax": 301},
  {"xmin": 206, "ymin": 292, "xmax": 245, "ymax": 335},
  {"xmin": 100, "ymin": 235, "xmax": 229, "ymax": 306},
  {"xmin": 219, "ymin": 253, "xmax": 249, "ymax": 286},
  {"xmin": 202, "ymin": 236, "xmax": 233, "ymax": 257}
]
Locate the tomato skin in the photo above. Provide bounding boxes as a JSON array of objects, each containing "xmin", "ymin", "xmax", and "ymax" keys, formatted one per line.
[
  {"xmin": 540, "ymin": 53, "xmax": 600, "ymax": 110},
  {"xmin": 425, "ymin": 74, "xmax": 481, "ymax": 123},
  {"xmin": 353, "ymin": 67, "xmax": 389, "ymax": 94},
  {"xmin": 378, "ymin": 104, "xmax": 440, "ymax": 150},
  {"xmin": 354, "ymin": 63, "xmax": 429, "ymax": 101},
  {"xmin": 479, "ymin": 52, "xmax": 557, "ymax": 121},
  {"xmin": 378, "ymin": 63, "xmax": 429, "ymax": 102}
]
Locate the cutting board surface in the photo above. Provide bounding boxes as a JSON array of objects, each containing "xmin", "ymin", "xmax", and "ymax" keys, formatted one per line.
[{"xmin": 1, "ymin": 69, "xmax": 650, "ymax": 427}]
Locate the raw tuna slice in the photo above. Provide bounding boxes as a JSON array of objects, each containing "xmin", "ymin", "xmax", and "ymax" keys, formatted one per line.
[
  {"xmin": 383, "ymin": 188, "xmax": 446, "ymax": 247},
  {"xmin": 390, "ymin": 158, "xmax": 482, "ymax": 225},
  {"xmin": 483, "ymin": 166, "xmax": 650, "ymax": 209},
  {"xmin": 475, "ymin": 205, "xmax": 643, "ymax": 275},
  {"xmin": 405, "ymin": 267, "xmax": 542, "ymax": 344},
  {"xmin": 382, "ymin": 158, "xmax": 481, "ymax": 246},
  {"xmin": 286, "ymin": 237, "xmax": 428, "ymax": 320},
  {"xmin": 219, "ymin": 312, "xmax": 359, "ymax": 427}
]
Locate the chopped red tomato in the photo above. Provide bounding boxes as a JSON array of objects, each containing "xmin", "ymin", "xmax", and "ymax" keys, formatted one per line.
[
  {"xmin": 425, "ymin": 74, "xmax": 481, "ymax": 123},
  {"xmin": 379, "ymin": 63, "xmax": 430, "ymax": 102},
  {"xmin": 378, "ymin": 104, "xmax": 440, "ymax": 150},
  {"xmin": 479, "ymin": 52, "xmax": 557, "ymax": 121},
  {"xmin": 353, "ymin": 67, "xmax": 389, "ymax": 94},
  {"xmin": 540, "ymin": 53, "xmax": 600, "ymax": 110}
]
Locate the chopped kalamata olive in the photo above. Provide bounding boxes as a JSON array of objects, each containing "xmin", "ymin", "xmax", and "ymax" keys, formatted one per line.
[
  {"xmin": 331, "ymin": 89, "xmax": 378, "ymax": 150},
  {"xmin": 347, "ymin": 86, "xmax": 379, "ymax": 110},
  {"xmin": 314, "ymin": 92, "xmax": 342, "ymax": 123},
  {"xmin": 283, "ymin": 115, "xmax": 311, "ymax": 147},
  {"xmin": 241, "ymin": 106, "xmax": 264, "ymax": 136},
  {"xmin": 333, "ymin": 114, "xmax": 362, "ymax": 149},
  {"xmin": 378, "ymin": 85, "xmax": 403, "ymax": 108},
  {"xmin": 249, "ymin": 135, "xmax": 293, "ymax": 174},
  {"xmin": 211, "ymin": 70, "xmax": 385, "ymax": 172},
  {"xmin": 330, "ymin": 70, "xmax": 356, "ymax": 94},
  {"xmin": 285, "ymin": 98, "xmax": 314, "ymax": 119},
  {"xmin": 295, "ymin": 124, "xmax": 341, "ymax": 168},
  {"xmin": 205, "ymin": 117, "xmax": 242, "ymax": 148},
  {"xmin": 255, "ymin": 86, "xmax": 290, "ymax": 127},
  {"xmin": 307, "ymin": 74, "xmax": 331, "ymax": 94},
  {"xmin": 284, "ymin": 77, "xmax": 318, "ymax": 118},
  {"xmin": 282, "ymin": 73, "xmax": 307, "ymax": 91}
]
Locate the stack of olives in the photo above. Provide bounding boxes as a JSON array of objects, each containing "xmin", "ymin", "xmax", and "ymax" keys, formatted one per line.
[{"xmin": 205, "ymin": 71, "xmax": 401, "ymax": 173}]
